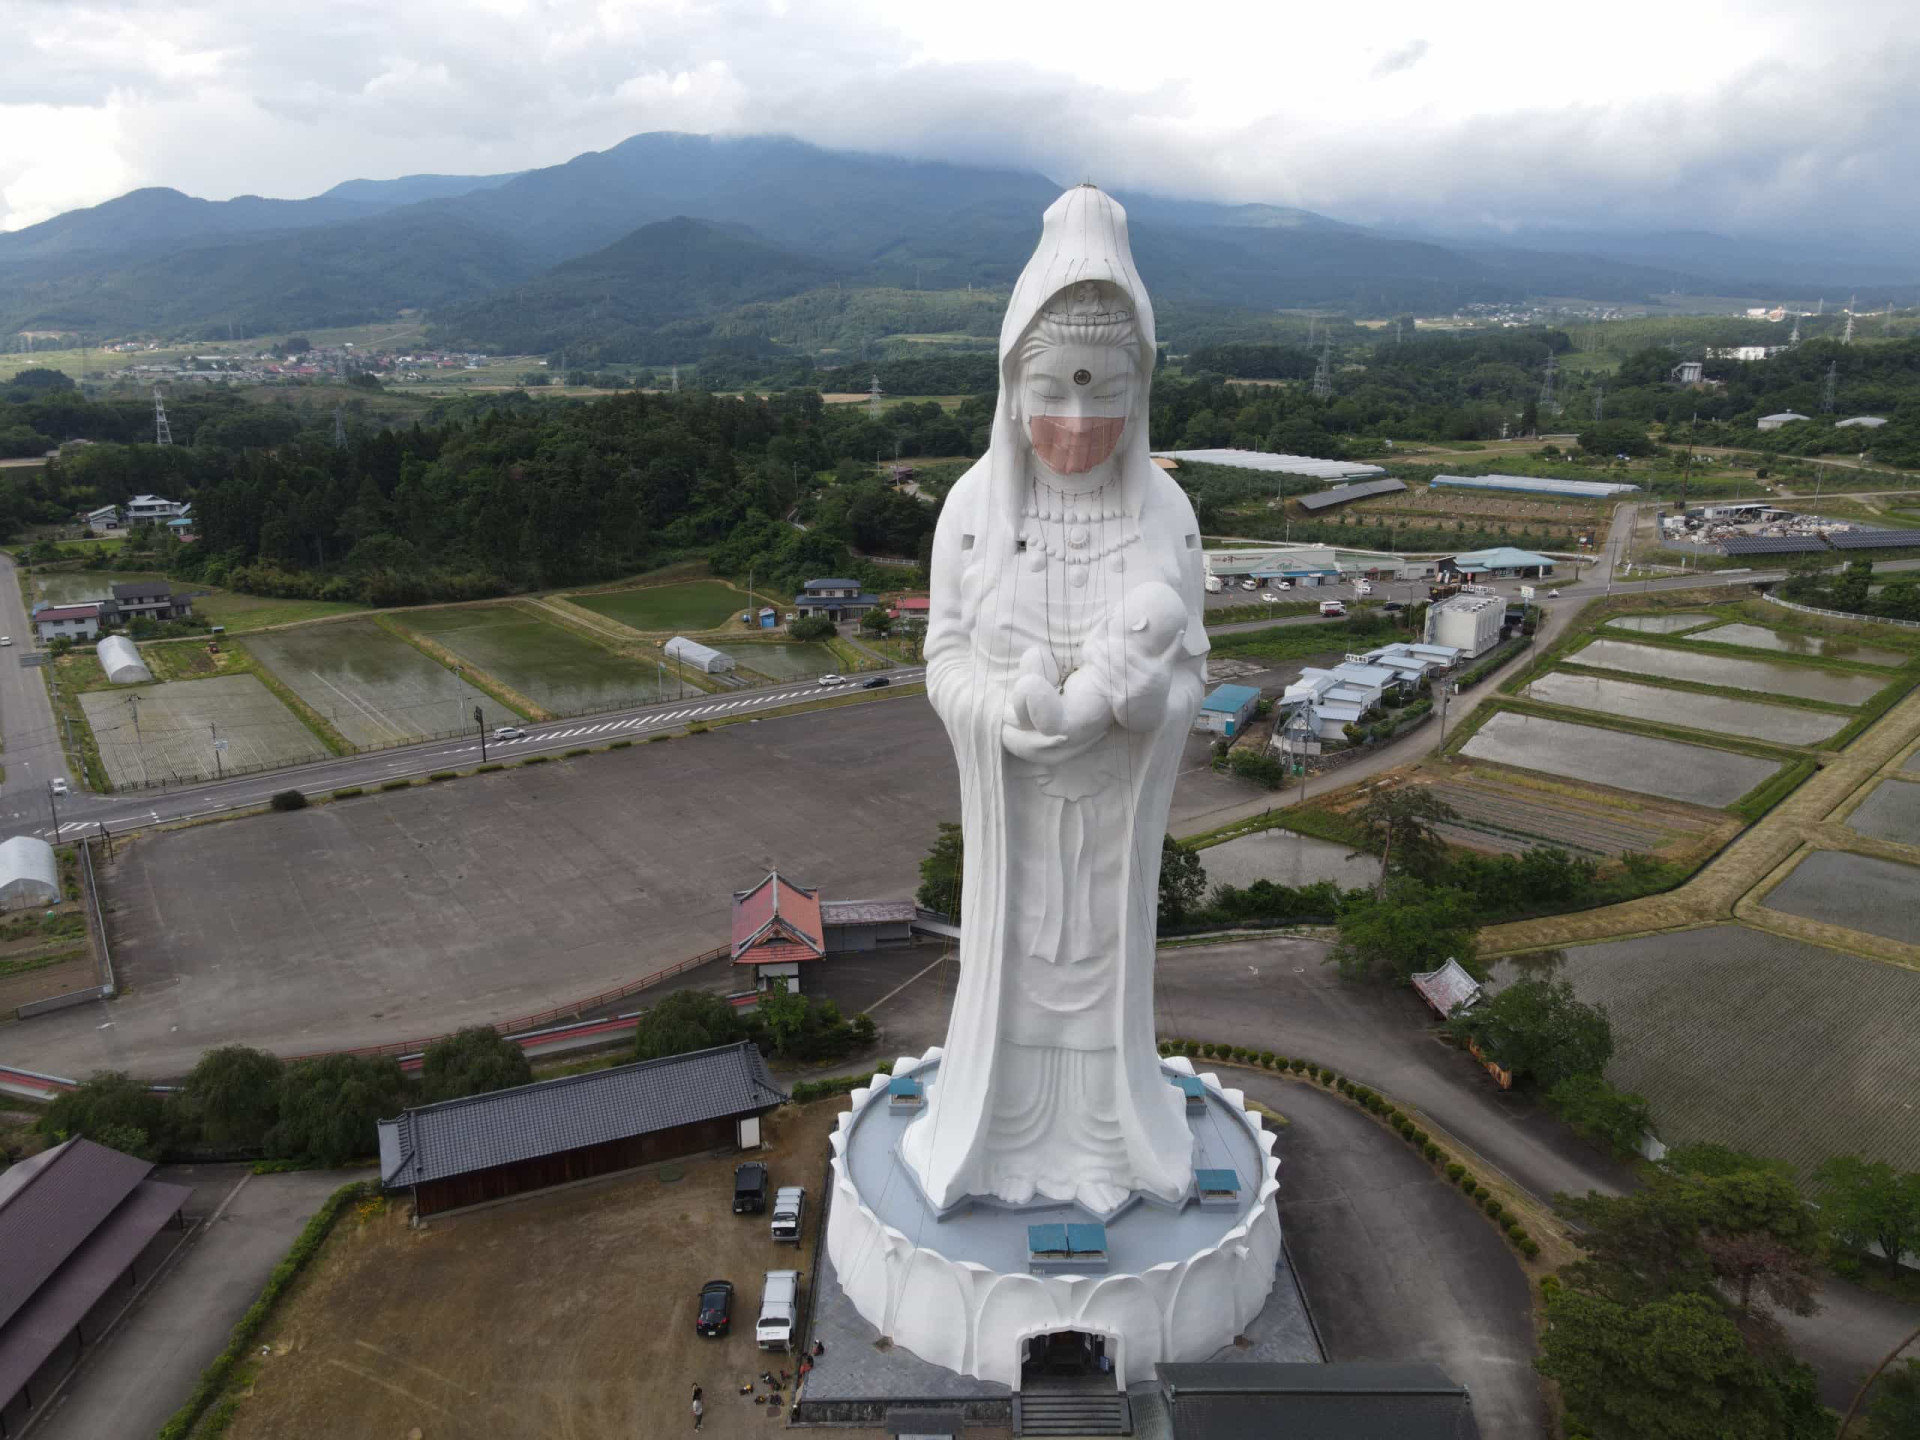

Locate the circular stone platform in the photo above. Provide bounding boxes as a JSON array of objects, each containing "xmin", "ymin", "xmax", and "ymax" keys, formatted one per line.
[{"xmin": 824, "ymin": 1049, "xmax": 1282, "ymax": 1388}]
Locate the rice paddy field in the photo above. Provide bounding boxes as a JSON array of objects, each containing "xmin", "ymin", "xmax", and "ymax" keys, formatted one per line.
[
  {"xmin": 246, "ymin": 620, "xmax": 505, "ymax": 747},
  {"xmin": 1426, "ymin": 770, "xmax": 1729, "ymax": 860},
  {"xmin": 29, "ymin": 571, "xmax": 365, "ymax": 631},
  {"xmin": 1606, "ymin": 613, "xmax": 1714, "ymax": 634},
  {"xmin": 1686, "ymin": 622, "xmax": 1907, "ymax": 668},
  {"xmin": 569, "ymin": 580, "xmax": 749, "ymax": 634},
  {"xmin": 1458, "ymin": 711, "xmax": 1781, "ymax": 807},
  {"xmin": 1521, "ymin": 671, "xmax": 1848, "ymax": 746},
  {"xmin": 1571, "ymin": 636, "xmax": 1888, "ymax": 705},
  {"xmin": 729, "ymin": 642, "xmax": 841, "ymax": 680},
  {"xmin": 393, "ymin": 605, "xmax": 675, "ymax": 713},
  {"xmin": 1760, "ymin": 850, "xmax": 1920, "ymax": 947},
  {"xmin": 78, "ymin": 674, "xmax": 328, "ymax": 786},
  {"xmin": 1510, "ymin": 926, "xmax": 1920, "ymax": 1178},
  {"xmin": 1843, "ymin": 777, "xmax": 1920, "ymax": 845},
  {"xmin": 1197, "ymin": 828, "xmax": 1382, "ymax": 889},
  {"xmin": 33, "ymin": 571, "xmax": 168, "ymax": 606}
]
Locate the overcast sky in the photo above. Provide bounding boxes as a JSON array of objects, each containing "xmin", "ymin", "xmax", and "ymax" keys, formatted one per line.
[{"xmin": 3, "ymin": 0, "xmax": 1915, "ymax": 236}]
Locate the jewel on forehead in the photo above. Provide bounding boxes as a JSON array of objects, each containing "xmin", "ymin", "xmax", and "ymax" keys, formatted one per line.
[{"xmin": 1073, "ymin": 369, "xmax": 1092, "ymax": 386}]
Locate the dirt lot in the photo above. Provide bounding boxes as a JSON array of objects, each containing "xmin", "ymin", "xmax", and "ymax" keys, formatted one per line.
[{"xmin": 224, "ymin": 1102, "xmax": 870, "ymax": 1440}]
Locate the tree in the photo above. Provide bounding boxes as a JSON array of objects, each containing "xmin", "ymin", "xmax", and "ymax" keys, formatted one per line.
[
  {"xmin": 183, "ymin": 1045, "xmax": 283, "ymax": 1151},
  {"xmin": 1350, "ymin": 786, "xmax": 1458, "ymax": 889},
  {"xmin": 1329, "ymin": 877, "xmax": 1478, "ymax": 984},
  {"xmin": 1812, "ymin": 1155, "xmax": 1920, "ymax": 1275},
  {"xmin": 1549, "ymin": 1073, "xmax": 1652, "ymax": 1159},
  {"xmin": 632, "ymin": 988, "xmax": 750, "ymax": 1063},
  {"xmin": 916, "ymin": 820, "xmax": 964, "ymax": 916},
  {"xmin": 39, "ymin": 1071, "xmax": 170, "ymax": 1160},
  {"xmin": 420, "ymin": 1027, "xmax": 533, "ymax": 1103},
  {"xmin": 1158, "ymin": 836, "xmax": 1208, "ymax": 927},
  {"xmin": 1537, "ymin": 1288, "xmax": 1825, "ymax": 1440},
  {"xmin": 759, "ymin": 977, "xmax": 809, "ymax": 1056},
  {"xmin": 267, "ymin": 1055, "xmax": 406, "ymax": 1167},
  {"xmin": 788, "ymin": 615, "xmax": 836, "ymax": 641},
  {"xmin": 1867, "ymin": 1359, "xmax": 1920, "ymax": 1440},
  {"xmin": 858, "ymin": 606, "xmax": 894, "ymax": 636},
  {"xmin": 1447, "ymin": 976, "xmax": 1612, "ymax": 1090}
]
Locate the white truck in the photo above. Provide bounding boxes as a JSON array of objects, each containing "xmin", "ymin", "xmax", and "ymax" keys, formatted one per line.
[
  {"xmin": 1319, "ymin": 599, "xmax": 1347, "ymax": 617},
  {"xmin": 771, "ymin": 1186, "xmax": 805, "ymax": 1245},
  {"xmin": 757, "ymin": 1270, "xmax": 800, "ymax": 1351},
  {"xmin": 1204, "ymin": 574, "xmax": 1225, "ymax": 594}
]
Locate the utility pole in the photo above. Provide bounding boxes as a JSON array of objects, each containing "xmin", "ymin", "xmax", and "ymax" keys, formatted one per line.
[
  {"xmin": 46, "ymin": 780, "xmax": 60, "ymax": 839},
  {"xmin": 211, "ymin": 721, "xmax": 223, "ymax": 779},
  {"xmin": 476, "ymin": 705, "xmax": 488, "ymax": 762},
  {"xmin": 1843, "ymin": 295, "xmax": 1856, "ymax": 345}
]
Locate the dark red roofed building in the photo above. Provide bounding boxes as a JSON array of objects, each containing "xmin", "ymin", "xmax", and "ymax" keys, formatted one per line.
[
  {"xmin": 732, "ymin": 871, "xmax": 826, "ymax": 992},
  {"xmin": 0, "ymin": 1139, "xmax": 190, "ymax": 1436}
]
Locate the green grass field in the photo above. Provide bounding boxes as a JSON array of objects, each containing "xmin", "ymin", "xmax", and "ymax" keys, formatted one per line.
[
  {"xmin": 192, "ymin": 591, "xmax": 369, "ymax": 632},
  {"xmin": 570, "ymin": 581, "xmax": 747, "ymax": 633},
  {"xmin": 395, "ymin": 605, "xmax": 674, "ymax": 713}
]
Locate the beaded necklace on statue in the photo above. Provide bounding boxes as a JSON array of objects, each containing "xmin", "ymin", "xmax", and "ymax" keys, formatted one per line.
[{"xmin": 1021, "ymin": 474, "xmax": 1141, "ymax": 684}]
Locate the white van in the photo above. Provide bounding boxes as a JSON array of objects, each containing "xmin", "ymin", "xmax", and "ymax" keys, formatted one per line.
[
  {"xmin": 1204, "ymin": 575, "xmax": 1224, "ymax": 594},
  {"xmin": 1240, "ymin": 578, "xmax": 1259, "ymax": 591},
  {"xmin": 757, "ymin": 1270, "xmax": 800, "ymax": 1350},
  {"xmin": 771, "ymin": 1186, "xmax": 805, "ymax": 1244},
  {"xmin": 1353, "ymin": 580, "xmax": 1373, "ymax": 596}
]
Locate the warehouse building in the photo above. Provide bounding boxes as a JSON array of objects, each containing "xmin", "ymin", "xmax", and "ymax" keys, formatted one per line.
[
  {"xmin": 1836, "ymin": 416, "xmax": 1888, "ymax": 429},
  {"xmin": 1150, "ymin": 448, "xmax": 1386, "ymax": 482},
  {"xmin": 664, "ymin": 635, "xmax": 735, "ymax": 674},
  {"xmin": 1443, "ymin": 546, "xmax": 1557, "ymax": 580},
  {"xmin": 1431, "ymin": 473, "xmax": 1639, "ymax": 499},
  {"xmin": 1193, "ymin": 684, "xmax": 1262, "ymax": 739},
  {"xmin": 377, "ymin": 1042, "xmax": 786, "ymax": 1219},
  {"xmin": 1757, "ymin": 412, "xmax": 1810, "ymax": 431},
  {"xmin": 1425, "ymin": 595, "xmax": 1506, "ymax": 657},
  {"xmin": 1, "ymin": 1140, "xmax": 191, "ymax": 1437}
]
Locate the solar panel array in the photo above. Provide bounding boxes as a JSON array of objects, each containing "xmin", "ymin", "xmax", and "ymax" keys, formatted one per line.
[
  {"xmin": 1828, "ymin": 530, "xmax": 1920, "ymax": 551},
  {"xmin": 1297, "ymin": 478, "xmax": 1407, "ymax": 511},
  {"xmin": 1718, "ymin": 535, "xmax": 1828, "ymax": 556}
]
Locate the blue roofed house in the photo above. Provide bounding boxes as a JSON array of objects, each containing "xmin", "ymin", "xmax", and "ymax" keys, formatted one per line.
[
  {"xmin": 1194, "ymin": 684, "xmax": 1261, "ymax": 739},
  {"xmin": 1444, "ymin": 546, "xmax": 1557, "ymax": 579},
  {"xmin": 793, "ymin": 578, "xmax": 880, "ymax": 622}
]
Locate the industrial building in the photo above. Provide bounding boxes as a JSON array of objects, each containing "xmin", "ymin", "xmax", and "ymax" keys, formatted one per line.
[
  {"xmin": 377, "ymin": 1042, "xmax": 786, "ymax": 1219},
  {"xmin": 663, "ymin": 636, "xmax": 735, "ymax": 673},
  {"xmin": 1443, "ymin": 546, "xmax": 1557, "ymax": 580},
  {"xmin": 1431, "ymin": 473, "xmax": 1639, "ymax": 499},
  {"xmin": 1, "ymin": 1139, "xmax": 192, "ymax": 1437},
  {"xmin": 1193, "ymin": 684, "xmax": 1261, "ymax": 738},
  {"xmin": 0, "ymin": 837, "xmax": 60, "ymax": 910},
  {"xmin": 1151, "ymin": 448, "xmax": 1386, "ymax": 482},
  {"xmin": 1836, "ymin": 416, "xmax": 1888, "ymax": 429},
  {"xmin": 1278, "ymin": 661, "xmax": 1406, "ymax": 740},
  {"xmin": 1757, "ymin": 412, "xmax": 1809, "ymax": 431},
  {"xmin": 1425, "ymin": 595, "xmax": 1506, "ymax": 657},
  {"xmin": 95, "ymin": 636, "xmax": 152, "ymax": 685}
]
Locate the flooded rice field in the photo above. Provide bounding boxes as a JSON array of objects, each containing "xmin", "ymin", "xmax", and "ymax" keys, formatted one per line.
[
  {"xmin": 1459, "ymin": 711, "xmax": 1781, "ymax": 807},
  {"xmin": 1572, "ymin": 637, "xmax": 1887, "ymax": 705},
  {"xmin": 729, "ymin": 643, "xmax": 840, "ymax": 680},
  {"xmin": 1687, "ymin": 622, "xmax": 1907, "ymax": 667},
  {"xmin": 397, "ymin": 606, "xmax": 675, "ymax": 714},
  {"xmin": 247, "ymin": 620, "xmax": 507, "ymax": 747},
  {"xmin": 1523, "ymin": 671, "xmax": 1846, "ymax": 746},
  {"xmin": 1197, "ymin": 828, "xmax": 1382, "ymax": 891},
  {"xmin": 1762, "ymin": 850, "xmax": 1920, "ymax": 946},
  {"xmin": 1843, "ymin": 778, "xmax": 1920, "ymax": 846},
  {"xmin": 1607, "ymin": 613, "xmax": 1714, "ymax": 634}
]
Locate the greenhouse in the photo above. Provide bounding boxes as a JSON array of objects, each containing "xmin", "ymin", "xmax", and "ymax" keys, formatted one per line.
[
  {"xmin": 664, "ymin": 636, "xmax": 736, "ymax": 674},
  {"xmin": 96, "ymin": 635, "xmax": 153, "ymax": 685},
  {"xmin": 0, "ymin": 835, "xmax": 60, "ymax": 910}
]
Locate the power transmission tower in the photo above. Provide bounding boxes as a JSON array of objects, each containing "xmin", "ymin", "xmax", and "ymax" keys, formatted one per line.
[
  {"xmin": 1538, "ymin": 353, "xmax": 1560, "ymax": 417},
  {"xmin": 332, "ymin": 404, "xmax": 348, "ymax": 448},
  {"xmin": 1394, "ymin": 318, "xmax": 1403, "ymax": 345},
  {"xmin": 1788, "ymin": 316, "xmax": 1801, "ymax": 346},
  {"xmin": 1842, "ymin": 295, "xmax": 1856, "ymax": 345},
  {"xmin": 1593, "ymin": 385, "xmax": 1606, "ymax": 423},
  {"xmin": 1817, "ymin": 298, "xmax": 1825, "ymax": 316},
  {"xmin": 669, "ymin": 363, "xmax": 679, "ymax": 393},
  {"xmin": 1821, "ymin": 362, "xmax": 1838, "ymax": 414},
  {"xmin": 869, "ymin": 374, "xmax": 885, "ymax": 418},
  {"xmin": 1311, "ymin": 340, "xmax": 1332, "ymax": 401},
  {"xmin": 153, "ymin": 388, "xmax": 172, "ymax": 446}
]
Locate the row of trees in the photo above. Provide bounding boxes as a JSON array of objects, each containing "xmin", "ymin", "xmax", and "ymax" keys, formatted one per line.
[
  {"xmin": 630, "ymin": 983, "xmax": 876, "ymax": 1068},
  {"xmin": 1779, "ymin": 557, "xmax": 1920, "ymax": 622}
]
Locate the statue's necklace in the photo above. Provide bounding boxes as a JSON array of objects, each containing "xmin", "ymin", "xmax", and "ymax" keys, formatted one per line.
[{"xmin": 1022, "ymin": 474, "xmax": 1140, "ymax": 683}]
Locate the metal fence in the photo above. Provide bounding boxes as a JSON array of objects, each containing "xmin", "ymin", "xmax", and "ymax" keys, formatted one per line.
[{"xmin": 1764, "ymin": 591, "xmax": 1920, "ymax": 630}]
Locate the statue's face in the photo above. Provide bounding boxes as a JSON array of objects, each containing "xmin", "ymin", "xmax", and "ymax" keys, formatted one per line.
[{"xmin": 1021, "ymin": 338, "xmax": 1137, "ymax": 475}]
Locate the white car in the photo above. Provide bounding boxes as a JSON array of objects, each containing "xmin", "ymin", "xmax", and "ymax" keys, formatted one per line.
[
  {"xmin": 1240, "ymin": 579, "xmax": 1259, "ymax": 591},
  {"xmin": 1547, "ymin": 589, "xmax": 1561, "ymax": 599},
  {"xmin": 1262, "ymin": 592, "xmax": 1281, "ymax": 603},
  {"xmin": 50, "ymin": 778, "xmax": 70, "ymax": 796},
  {"xmin": 819, "ymin": 673, "xmax": 845, "ymax": 687},
  {"xmin": 1275, "ymin": 580, "xmax": 1292, "ymax": 590},
  {"xmin": 0, "ymin": 636, "xmax": 12, "ymax": 646},
  {"xmin": 492, "ymin": 725, "xmax": 526, "ymax": 741}
]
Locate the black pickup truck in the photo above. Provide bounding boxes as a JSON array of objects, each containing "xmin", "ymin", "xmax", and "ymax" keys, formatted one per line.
[{"xmin": 733, "ymin": 1160, "xmax": 768, "ymax": 1214}]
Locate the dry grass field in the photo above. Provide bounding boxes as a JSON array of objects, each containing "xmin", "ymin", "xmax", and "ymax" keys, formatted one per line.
[
  {"xmin": 221, "ymin": 1102, "xmax": 872, "ymax": 1440},
  {"xmin": 1426, "ymin": 764, "xmax": 1736, "ymax": 863}
]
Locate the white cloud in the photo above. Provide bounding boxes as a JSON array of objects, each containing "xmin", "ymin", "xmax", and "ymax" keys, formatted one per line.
[{"xmin": 0, "ymin": 0, "xmax": 1914, "ymax": 236}]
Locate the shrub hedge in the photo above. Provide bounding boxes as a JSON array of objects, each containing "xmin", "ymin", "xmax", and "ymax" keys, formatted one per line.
[
  {"xmin": 428, "ymin": 770, "xmax": 456, "ymax": 781},
  {"xmin": 330, "ymin": 787, "xmax": 362, "ymax": 799},
  {"xmin": 268, "ymin": 789, "xmax": 307, "ymax": 811},
  {"xmin": 789, "ymin": 1063, "xmax": 894, "ymax": 1104},
  {"xmin": 379, "ymin": 779, "xmax": 411, "ymax": 791},
  {"xmin": 475, "ymin": 763, "xmax": 504, "ymax": 773}
]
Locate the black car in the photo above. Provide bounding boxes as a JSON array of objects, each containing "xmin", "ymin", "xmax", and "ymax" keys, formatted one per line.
[
  {"xmin": 734, "ymin": 1160, "xmax": 768, "ymax": 1214},
  {"xmin": 1383, "ymin": 601, "xmax": 1406, "ymax": 613},
  {"xmin": 862, "ymin": 676, "xmax": 891, "ymax": 689},
  {"xmin": 696, "ymin": 1279, "xmax": 734, "ymax": 1337}
]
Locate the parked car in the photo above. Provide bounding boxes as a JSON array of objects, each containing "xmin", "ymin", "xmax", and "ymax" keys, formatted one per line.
[
  {"xmin": 1275, "ymin": 580, "xmax": 1292, "ymax": 590},
  {"xmin": 1547, "ymin": 589, "xmax": 1561, "ymax": 599},
  {"xmin": 1353, "ymin": 580, "xmax": 1373, "ymax": 595},
  {"xmin": 1240, "ymin": 578, "xmax": 1259, "ymax": 591},
  {"xmin": 771, "ymin": 1186, "xmax": 805, "ymax": 1244},
  {"xmin": 493, "ymin": 725, "xmax": 525, "ymax": 740},
  {"xmin": 696, "ymin": 1279, "xmax": 734, "ymax": 1337},
  {"xmin": 861, "ymin": 676, "xmax": 891, "ymax": 689},
  {"xmin": 49, "ymin": 778, "xmax": 69, "ymax": 796},
  {"xmin": 818, "ymin": 673, "xmax": 845, "ymax": 687},
  {"xmin": 1383, "ymin": 601, "xmax": 1406, "ymax": 613},
  {"xmin": 757, "ymin": 1270, "xmax": 800, "ymax": 1350},
  {"xmin": 734, "ymin": 1161, "xmax": 768, "ymax": 1214},
  {"xmin": 1261, "ymin": 592, "xmax": 1280, "ymax": 603}
]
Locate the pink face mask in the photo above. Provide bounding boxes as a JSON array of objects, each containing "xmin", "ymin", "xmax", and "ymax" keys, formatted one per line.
[{"xmin": 1028, "ymin": 415, "xmax": 1125, "ymax": 474}]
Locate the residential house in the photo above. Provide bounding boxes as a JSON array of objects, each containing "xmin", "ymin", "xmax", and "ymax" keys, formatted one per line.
[
  {"xmin": 33, "ymin": 604, "xmax": 101, "ymax": 642},
  {"xmin": 110, "ymin": 581, "xmax": 192, "ymax": 623},
  {"xmin": 80, "ymin": 504, "xmax": 121, "ymax": 533},
  {"xmin": 793, "ymin": 579, "xmax": 880, "ymax": 622},
  {"xmin": 123, "ymin": 495, "xmax": 188, "ymax": 524}
]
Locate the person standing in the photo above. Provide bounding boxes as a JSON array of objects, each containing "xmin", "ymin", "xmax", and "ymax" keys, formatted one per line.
[{"xmin": 691, "ymin": 1385, "xmax": 704, "ymax": 1431}]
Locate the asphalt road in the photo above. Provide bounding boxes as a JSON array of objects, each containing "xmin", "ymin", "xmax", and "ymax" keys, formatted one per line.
[{"xmin": 0, "ymin": 553, "xmax": 73, "ymax": 826}]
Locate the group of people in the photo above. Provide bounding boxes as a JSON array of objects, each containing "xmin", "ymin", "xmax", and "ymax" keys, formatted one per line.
[{"xmin": 692, "ymin": 1341, "xmax": 826, "ymax": 1429}]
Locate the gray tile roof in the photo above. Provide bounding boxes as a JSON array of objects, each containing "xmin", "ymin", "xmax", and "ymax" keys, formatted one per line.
[
  {"xmin": 819, "ymin": 899, "xmax": 918, "ymax": 926},
  {"xmin": 1160, "ymin": 1363, "xmax": 1478, "ymax": 1440},
  {"xmin": 377, "ymin": 1041, "xmax": 787, "ymax": 1189},
  {"xmin": 0, "ymin": 1138, "xmax": 154, "ymax": 1332}
]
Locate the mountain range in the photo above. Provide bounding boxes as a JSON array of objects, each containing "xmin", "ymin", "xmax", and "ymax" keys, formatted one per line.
[{"xmin": 0, "ymin": 131, "xmax": 1911, "ymax": 359}]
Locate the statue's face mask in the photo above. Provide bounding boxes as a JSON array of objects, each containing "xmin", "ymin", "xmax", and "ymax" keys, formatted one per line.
[{"xmin": 1021, "ymin": 338, "xmax": 1136, "ymax": 475}]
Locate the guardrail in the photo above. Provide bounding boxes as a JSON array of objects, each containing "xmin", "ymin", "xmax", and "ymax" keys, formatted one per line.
[
  {"xmin": 79, "ymin": 834, "xmax": 114, "ymax": 997},
  {"xmin": 1764, "ymin": 591, "xmax": 1920, "ymax": 630}
]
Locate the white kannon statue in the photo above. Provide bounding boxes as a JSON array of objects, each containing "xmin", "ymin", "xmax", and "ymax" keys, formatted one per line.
[{"xmin": 901, "ymin": 185, "xmax": 1209, "ymax": 1216}]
